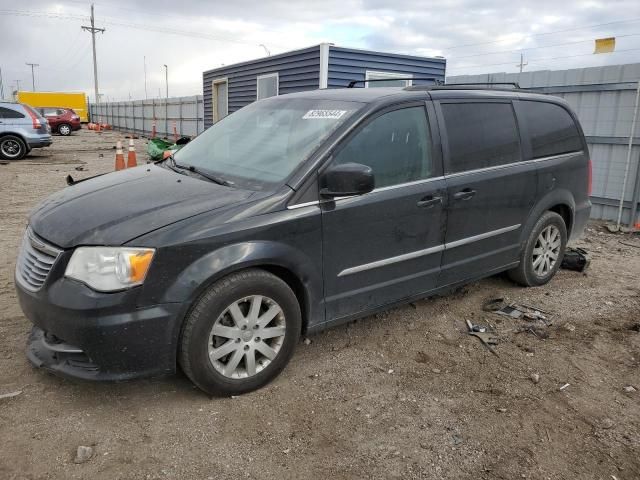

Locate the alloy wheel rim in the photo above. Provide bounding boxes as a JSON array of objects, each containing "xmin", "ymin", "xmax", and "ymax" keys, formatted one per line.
[
  {"xmin": 208, "ymin": 295, "xmax": 286, "ymax": 379},
  {"xmin": 60, "ymin": 125, "xmax": 70, "ymax": 135},
  {"xmin": 532, "ymin": 225, "xmax": 561, "ymax": 277},
  {"xmin": 1, "ymin": 140, "xmax": 21, "ymax": 158}
]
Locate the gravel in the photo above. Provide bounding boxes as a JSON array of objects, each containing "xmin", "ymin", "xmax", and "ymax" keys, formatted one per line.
[{"xmin": 0, "ymin": 129, "xmax": 639, "ymax": 479}]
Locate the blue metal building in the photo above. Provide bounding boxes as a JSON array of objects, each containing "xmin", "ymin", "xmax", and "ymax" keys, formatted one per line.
[{"xmin": 203, "ymin": 44, "xmax": 446, "ymax": 128}]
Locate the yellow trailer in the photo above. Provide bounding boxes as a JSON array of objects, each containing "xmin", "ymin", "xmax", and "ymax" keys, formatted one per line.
[{"xmin": 16, "ymin": 91, "xmax": 89, "ymax": 122}]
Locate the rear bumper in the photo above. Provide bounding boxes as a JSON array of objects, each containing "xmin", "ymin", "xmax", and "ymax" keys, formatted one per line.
[
  {"xmin": 16, "ymin": 276, "xmax": 183, "ymax": 381},
  {"xmin": 571, "ymin": 198, "xmax": 591, "ymax": 241},
  {"xmin": 26, "ymin": 136, "xmax": 52, "ymax": 148}
]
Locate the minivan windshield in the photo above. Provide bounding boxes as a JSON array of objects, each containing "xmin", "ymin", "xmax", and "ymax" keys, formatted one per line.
[{"xmin": 173, "ymin": 97, "xmax": 363, "ymax": 190}]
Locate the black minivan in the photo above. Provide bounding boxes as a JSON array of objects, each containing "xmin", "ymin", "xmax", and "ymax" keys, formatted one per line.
[{"xmin": 15, "ymin": 86, "xmax": 591, "ymax": 395}]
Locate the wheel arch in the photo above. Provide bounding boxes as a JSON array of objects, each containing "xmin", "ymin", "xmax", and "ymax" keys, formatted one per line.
[
  {"xmin": 520, "ymin": 189, "xmax": 575, "ymax": 244},
  {"xmin": 161, "ymin": 241, "xmax": 322, "ymax": 348}
]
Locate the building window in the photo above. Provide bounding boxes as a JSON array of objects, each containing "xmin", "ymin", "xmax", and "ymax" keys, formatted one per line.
[
  {"xmin": 365, "ymin": 71, "xmax": 412, "ymax": 88},
  {"xmin": 257, "ymin": 73, "xmax": 279, "ymax": 100}
]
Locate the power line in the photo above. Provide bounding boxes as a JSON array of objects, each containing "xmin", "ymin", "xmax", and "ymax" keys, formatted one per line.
[
  {"xmin": 0, "ymin": 8, "xmax": 288, "ymax": 50},
  {"xmin": 442, "ymin": 17, "xmax": 640, "ymax": 51},
  {"xmin": 447, "ymin": 47, "xmax": 640, "ymax": 72},
  {"xmin": 448, "ymin": 33, "xmax": 640, "ymax": 61}
]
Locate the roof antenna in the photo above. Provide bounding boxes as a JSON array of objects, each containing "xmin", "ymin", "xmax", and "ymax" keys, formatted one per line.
[{"xmin": 260, "ymin": 44, "xmax": 271, "ymax": 56}]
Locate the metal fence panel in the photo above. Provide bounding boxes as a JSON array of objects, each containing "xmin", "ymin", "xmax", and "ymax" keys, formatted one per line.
[
  {"xmin": 89, "ymin": 95, "xmax": 205, "ymax": 139},
  {"xmin": 448, "ymin": 64, "xmax": 640, "ymax": 225}
]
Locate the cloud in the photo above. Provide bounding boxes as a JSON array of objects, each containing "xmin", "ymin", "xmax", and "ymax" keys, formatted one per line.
[{"xmin": 1, "ymin": 0, "xmax": 639, "ymax": 101}]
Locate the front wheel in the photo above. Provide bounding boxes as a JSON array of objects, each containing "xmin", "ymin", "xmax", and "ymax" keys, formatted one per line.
[
  {"xmin": 58, "ymin": 124, "xmax": 72, "ymax": 136},
  {"xmin": 179, "ymin": 269, "xmax": 301, "ymax": 396},
  {"xmin": 508, "ymin": 211, "xmax": 567, "ymax": 287}
]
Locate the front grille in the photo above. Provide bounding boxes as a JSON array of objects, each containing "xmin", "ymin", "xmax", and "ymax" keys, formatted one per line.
[{"xmin": 16, "ymin": 228, "xmax": 62, "ymax": 291}]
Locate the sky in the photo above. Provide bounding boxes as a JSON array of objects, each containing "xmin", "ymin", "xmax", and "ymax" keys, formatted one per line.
[{"xmin": 1, "ymin": 0, "xmax": 639, "ymax": 101}]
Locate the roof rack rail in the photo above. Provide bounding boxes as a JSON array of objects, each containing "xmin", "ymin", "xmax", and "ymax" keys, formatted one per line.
[
  {"xmin": 445, "ymin": 82, "xmax": 521, "ymax": 89},
  {"xmin": 347, "ymin": 77, "xmax": 444, "ymax": 88}
]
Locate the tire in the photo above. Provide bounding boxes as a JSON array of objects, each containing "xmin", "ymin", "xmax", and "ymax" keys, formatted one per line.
[
  {"xmin": 57, "ymin": 124, "xmax": 72, "ymax": 136},
  {"xmin": 508, "ymin": 211, "xmax": 567, "ymax": 287},
  {"xmin": 0, "ymin": 135, "xmax": 27, "ymax": 160},
  {"xmin": 179, "ymin": 269, "xmax": 302, "ymax": 396}
]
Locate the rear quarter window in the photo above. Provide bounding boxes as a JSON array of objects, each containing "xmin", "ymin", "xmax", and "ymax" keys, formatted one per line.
[
  {"xmin": 521, "ymin": 101, "xmax": 583, "ymax": 158},
  {"xmin": 0, "ymin": 106, "xmax": 25, "ymax": 119},
  {"xmin": 441, "ymin": 102, "xmax": 521, "ymax": 173}
]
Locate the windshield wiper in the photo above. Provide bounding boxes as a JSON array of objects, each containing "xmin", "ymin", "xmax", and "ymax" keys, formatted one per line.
[
  {"xmin": 163, "ymin": 155, "xmax": 233, "ymax": 187},
  {"xmin": 186, "ymin": 165, "xmax": 234, "ymax": 187}
]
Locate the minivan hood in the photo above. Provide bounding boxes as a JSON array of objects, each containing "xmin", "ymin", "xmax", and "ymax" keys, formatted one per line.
[{"xmin": 29, "ymin": 165, "xmax": 256, "ymax": 248}]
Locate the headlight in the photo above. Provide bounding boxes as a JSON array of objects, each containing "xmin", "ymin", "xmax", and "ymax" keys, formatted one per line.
[{"xmin": 65, "ymin": 247, "xmax": 155, "ymax": 292}]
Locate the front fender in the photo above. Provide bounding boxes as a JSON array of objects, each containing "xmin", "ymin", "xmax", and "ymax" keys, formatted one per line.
[{"xmin": 158, "ymin": 240, "xmax": 323, "ymax": 330}]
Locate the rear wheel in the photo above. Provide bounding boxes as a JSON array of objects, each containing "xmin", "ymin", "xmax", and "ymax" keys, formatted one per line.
[
  {"xmin": 179, "ymin": 269, "xmax": 301, "ymax": 396},
  {"xmin": 58, "ymin": 124, "xmax": 72, "ymax": 136},
  {"xmin": 508, "ymin": 211, "xmax": 567, "ymax": 286},
  {"xmin": 0, "ymin": 135, "xmax": 27, "ymax": 160}
]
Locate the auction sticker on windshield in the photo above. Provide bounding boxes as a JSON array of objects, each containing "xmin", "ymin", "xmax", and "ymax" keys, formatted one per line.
[{"xmin": 302, "ymin": 110, "xmax": 347, "ymax": 120}]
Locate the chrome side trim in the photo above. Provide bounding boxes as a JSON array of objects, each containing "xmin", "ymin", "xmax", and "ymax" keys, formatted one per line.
[
  {"xmin": 337, "ymin": 223, "xmax": 521, "ymax": 277},
  {"xmin": 372, "ymin": 175, "xmax": 445, "ymax": 193},
  {"xmin": 445, "ymin": 151, "xmax": 583, "ymax": 178},
  {"xmin": 338, "ymin": 244, "xmax": 445, "ymax": 277},
  {"xmin": 286, "ymin": 200, "xmax": 320, "ymax": 210},
  {"xmin": 445, "ymin": 224, "xmax": 521, "ymax": 249},
  {"xmin": 287, "ymin": 176, "xmax": 446, "ymax": 209}
]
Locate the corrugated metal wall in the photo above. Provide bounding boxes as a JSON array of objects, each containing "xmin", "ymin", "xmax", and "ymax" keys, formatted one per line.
[
  {"xmin": 202, "ymin": 46, "xmax": 321, "ymax": 129},
  {"xmin": 448, "ymin": 64, "xmax": 640, "ymax": 225},
  {"xmin": 90, "ymin": 95, "xmax": 204, "ymax": 138},
  {"xmin": 328, "ymin": 46, "xmax": 446, "ymax": 88}
]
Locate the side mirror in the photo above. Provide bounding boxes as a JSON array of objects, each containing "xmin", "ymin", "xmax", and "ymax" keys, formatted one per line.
[{"xmin": 320, "ymin": 163, "xmax": 375, "ymax": 197}]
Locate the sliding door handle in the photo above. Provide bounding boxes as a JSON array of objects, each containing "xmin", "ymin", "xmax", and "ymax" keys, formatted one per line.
[
  {"xmin": 453, "ymin": 188, "xmax": 476, "ymax": 201},
  {"xmin": 417, "ymin": 195, "xmax": 442, "ymax": 208}
]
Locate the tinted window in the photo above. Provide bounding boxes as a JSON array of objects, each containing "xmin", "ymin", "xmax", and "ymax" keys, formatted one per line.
[
  {"xmin": 44, "ymin": 108, "xmax": 58, "ymax": 116},
  {"xmin": 0, "ymin": 106, "xmax": 25, "ymax": 119},
  {"xmin": 521, "ymin": 101, "xmax": 583, "ymax": 158},
  {"xmin": 57, "ymin": 109, "xmax": 67, "ymax": 116},
  {"xmin": 332, "ymin": 106, "xmax": 432, "ymax": 188},
  {"xmin": 441, "ymin": 102, "xmax": 520, "ymax": 173}
]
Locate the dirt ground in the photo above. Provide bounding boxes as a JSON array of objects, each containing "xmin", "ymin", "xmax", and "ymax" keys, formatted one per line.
[{"xmin": 0, "ymin": 129, "xmax": 639, "ymax": 480}]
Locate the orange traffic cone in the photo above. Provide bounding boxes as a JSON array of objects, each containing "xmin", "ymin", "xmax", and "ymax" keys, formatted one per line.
[
  {"xmin": 115, "ymin": 140, "xmax": 125, "ymax": 171},
  {"xmin": 127, "ymin": 138, "xmax": 137, "ymax": 168},
  {"xmin": 151, "ymin": 119, "xmax": 156, "ymax": 139}
]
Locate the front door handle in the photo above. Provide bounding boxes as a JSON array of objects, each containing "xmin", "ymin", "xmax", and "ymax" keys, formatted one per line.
[
  {"xmin": 453, "ymin": 188, "xmax": 476, "ymax": 201},
  {"xmin": 417, "ymin": 195, "xmax": 442, "ymax": 208}
]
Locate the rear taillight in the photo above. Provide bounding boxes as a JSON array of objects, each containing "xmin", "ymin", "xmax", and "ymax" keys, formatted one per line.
[
  {"xmin": 587, "ymin": 158, "xmax": 593, "ymax": 196},
  {"xmin": 24, "ymin": 107, "xmax": 41, "ymax": 130}
]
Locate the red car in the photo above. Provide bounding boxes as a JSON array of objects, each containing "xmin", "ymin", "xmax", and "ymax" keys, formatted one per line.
[{"xmin": 37, "ymin": 107, "xmax": 81, "ymax": 136}]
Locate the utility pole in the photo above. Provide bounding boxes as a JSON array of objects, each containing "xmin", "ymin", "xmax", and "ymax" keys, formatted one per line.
[
  {"xmin": 516, "ymin": 53, "xmax": 528, "ymax": 73},
  {"xmin": 25, "ymin": 63, "xmax": 39, "ymax": 91},
  {"xmin": 143, "ymin": 56, "xmax": 148, "ymax": 99},
  {"xmin": 0, "ymin": 67, "xmax": 4, "ymax": 100},
  {"xmin": 163, "ymin": 64, "xmax": 168, "ymax": 136},
  {"xmin": 13, "ymin": 79, "xmax": 21, "ymax": 92},
  {"xmin": 82, "ymin": 4, "xmax": 105, "ymax": 103}
]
